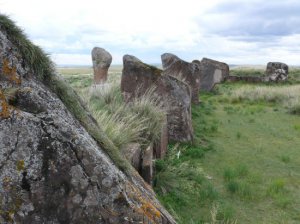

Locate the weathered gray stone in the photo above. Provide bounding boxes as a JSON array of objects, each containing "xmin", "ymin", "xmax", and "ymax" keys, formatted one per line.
[
  {"xmin": 199, "ymin": 58, "xmax": 229, "ymax": 91},
  {"xmin": 153, "ymin": 121, "xmax": 168, "ymax": 159},
  {"xmin": 265, "ymin": 62, "xmax": 288, "ymax": 82},
  {"xmin": 121, "ymin": 143, "xmax": 142, "ymax": 171},
  {"xmin": 0, "ymin": 16, "xmax": 175, "ymax": 224},
  {"xmin": 91, "ymin": 47, "xmax": 112, "ymax": 84},
  {"xmin": 142, "ymin": 145, "xmax": 153, "ymax": 185},
  {"xmin": 161, "ymin": 53, "xmax": 201, "ymax": 104},
  {"xmin": 121, "ymin": 55, "xmax": 193, "ymax": 142}
]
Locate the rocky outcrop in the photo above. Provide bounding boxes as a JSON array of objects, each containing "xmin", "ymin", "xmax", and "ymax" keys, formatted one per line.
[
  {"xmin": 161, "ymin": 53, "xmax": 201, "ymax": 104},
  {"xmin": 265, "ymin": 62, "xmax": 288, "ymax": 82},
  {"xmin": 199, "ymin": 58, "xmax": 229, "ymax": 91},
  {"xmin": 0, "ymin": 15, "xmax": 175, "ymax": 224},
  {"xmin": 91, "ymin": 47, "xmax": 112, "ymax": 84},
  {"xmin": 121, "ymin": 55, "xmax": 193, "ymax": 143}
]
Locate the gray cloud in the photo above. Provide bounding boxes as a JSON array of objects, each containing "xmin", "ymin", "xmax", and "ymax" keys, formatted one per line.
[{"xmin": 202, "ymin": 0, "xmax": 300, "ymax": 37}]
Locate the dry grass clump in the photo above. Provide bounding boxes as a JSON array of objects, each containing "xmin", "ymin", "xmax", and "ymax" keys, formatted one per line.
[
  {"xmin": 84, "ymin": 81, "xmax": 166, "ymax": 148},
  {"xmin": 229, "ymin": 85, "xmax": 300, "ymax": 114}
]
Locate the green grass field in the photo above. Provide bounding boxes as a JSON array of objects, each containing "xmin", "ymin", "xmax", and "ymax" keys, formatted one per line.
[{"xmin": 59, "ymin": 66, "xmax": 300, "ymax": 224}]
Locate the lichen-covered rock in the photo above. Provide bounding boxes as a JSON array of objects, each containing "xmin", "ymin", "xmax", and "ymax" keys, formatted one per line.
[
  {"xmin": 91, "ymin": 47, "xmax": 112, "ymax": 84},
  {"xmin": 199, "ymin": 58, "xmax": 229, "ymax": 91},
  {"xmin": 0, "ymin": 15, "xmax": 175, "ymax": 224},
  {"xmin": 265, "ymin": 62, "xmax": 288, "ymax": 82},
  {"xmin": 161, "ymin": 53, "xmax": 201, "ymax": 104},
  {"xmin": 121, "ymin": 55, "xmax": 193, "ymax": 143}
]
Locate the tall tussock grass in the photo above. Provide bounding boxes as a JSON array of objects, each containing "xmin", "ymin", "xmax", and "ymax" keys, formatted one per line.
[
  {"xmin": 228, "ymin": 85, "xmax": 300, "ymax": 114},
  {"xmin": 84, "ymin": 80, "xmax": 166, "ymax": 149}
]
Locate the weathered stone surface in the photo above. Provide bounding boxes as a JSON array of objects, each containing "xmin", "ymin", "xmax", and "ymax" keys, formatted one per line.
[
  {"xmin": 265, "ymin": 62, "xmax": 289, "ymax": 82},
  {"xmin": 121, "ymin": 55, "xmax": 193, "ymax": 142},
  {"xmin": 142, "ymin": 145, "xmax": 153, "ymax": 185},
  {"xmin": 161, "ymin": 53, "xmax": 201, "ymax": 104},
  {"xmin": 91, "ymin": 47, "xmax": 112, "ymax": 84},
  {"xmin": 0, "ymin": 17, "xmax": 175, "ymax": 224},
  {"xmin": 199, "ymin": 58, "xmax": 229, "ymax": 91},
  {"xmin": 153, "ymin": 121, "xmax": 168, "ymax": 159},
  {"xmin": 121, "ymin": 143, "xmax": 142, "ymax": 171}
]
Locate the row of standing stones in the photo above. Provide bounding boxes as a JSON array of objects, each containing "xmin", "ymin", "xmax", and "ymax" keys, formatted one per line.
[{"xmin": 91, "ymin": 46, "xmax": 289, "ymax": 186}]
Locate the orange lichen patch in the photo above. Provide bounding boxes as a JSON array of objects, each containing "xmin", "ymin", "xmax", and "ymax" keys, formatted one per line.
[
  {"xmin": 125, "ymin": 181, "xmax": 161, "ymax": 223},
  {"xmin": 2, "ymin": 59, "xmax": 21, "ymax": 85},
  {"xmin": 0, "ymin": 89, "xmax": 11, "ymax": 118},
  {"xmin": 141, "ymin": 202, "xmax": 161, "ymax": 220}
]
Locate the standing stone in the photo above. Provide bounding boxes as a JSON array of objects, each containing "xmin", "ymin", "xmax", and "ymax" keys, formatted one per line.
[
  {"xmin": 161, "ymin": 53, "xmax": 201, "ymax": 104},
  {"xmin": 121, "ymin": 55, "xmax": 193, "ymax": 142},
  {"xmin": 141, "ymin": 144, "xmax": 153, "ymax": 185},
  {"xmin": 91, "ymin": 47, "xmax": 112, "ymax": 84},
  {"xmin": 265, "ymin": 62, "xmax": 288, "ymax": 82},
  {"xmin": 153, "ymin": 121, "xmax": 168, "ymax": 159},
  {"xmin": 199, "ymin": 58, "xmax": 229, "ymax": 91},
  {"xmin": 121, "ymin": 143, "xmax": 142, "ymax": 171}
]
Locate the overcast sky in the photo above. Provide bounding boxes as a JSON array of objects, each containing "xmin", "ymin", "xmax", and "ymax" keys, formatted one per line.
[{"xmin": 1, "ymin": 0, "xmax": 300, "ymax": 66}]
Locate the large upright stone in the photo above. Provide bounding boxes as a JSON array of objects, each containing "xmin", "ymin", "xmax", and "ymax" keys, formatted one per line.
[
  {"xmin": 265, "ymin": 62, "xmax": 288, "ymax": 82},
  {"xmin": 121, "ymin": 55, "xmax": 193, "ymax": 143},
  {"xmin": 199, "ymin": 58, "xmax": 229, "ymax": 91},
  {"xmin": 161, "ymin": 53, "xmax": 201, "ymax": 104},
  {"xmin": 91, "ymin": 47, "xmax": 112, "ymax": 84}
]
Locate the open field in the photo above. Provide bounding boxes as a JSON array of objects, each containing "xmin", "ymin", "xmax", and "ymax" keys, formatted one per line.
[{"xmin": 59, "ymin": 66, "xmax": 300, "ymax": 223}]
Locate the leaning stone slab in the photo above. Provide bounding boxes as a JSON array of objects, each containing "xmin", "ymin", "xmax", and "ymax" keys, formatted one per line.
[
  {"xmin": 199, "ymin": 57, "xmax": 229, "ymax": 91},
  {"xmin": 121, "ymin": 55, "xmax": 193, "ymax": 143},
  {"xmin": 161, "ymin": 53, "xmax": 201, "ymax": 104}
]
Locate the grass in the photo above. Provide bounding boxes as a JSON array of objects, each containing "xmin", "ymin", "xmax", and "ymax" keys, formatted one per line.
[
  {"xmin": 154, "ymin": 76, "xmax": 300, "ymax": 223},
  {"xmin": 227, "ymin": 84, "xmax": 300, "ymax": 114},
  {"xmin": 0, "ymin": 14, "xmax": 54, "ymax": 79},
  {"xmin": 58, "ymin": 64, "xmax": 300, "ymax": 222},
  {"xmin": 82, "ymin": 80, "xmax": 166, "ymax": 149}
]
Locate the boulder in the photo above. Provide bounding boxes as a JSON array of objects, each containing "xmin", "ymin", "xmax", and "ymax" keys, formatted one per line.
[
  {"xmin": 199, "ymin": 58, "xmax": 229, "ymax": 91},
  {"xmin": 121, "ymin": 55, "xmax": 193, "ymax": 142},
  {"xmin": 91, "ymin": 47, "xmax": 112, "ymax": 84},
  {"xmin": 161, "ymin": 53, "xmax": 201, "ymax": 104},
  {"xmin": 265, "ymin": 62, "xmax": 288, "ymax": 82},
  {"xmin": 0, "ymin": 15, "xmax": 175, "ymax": 224}
]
